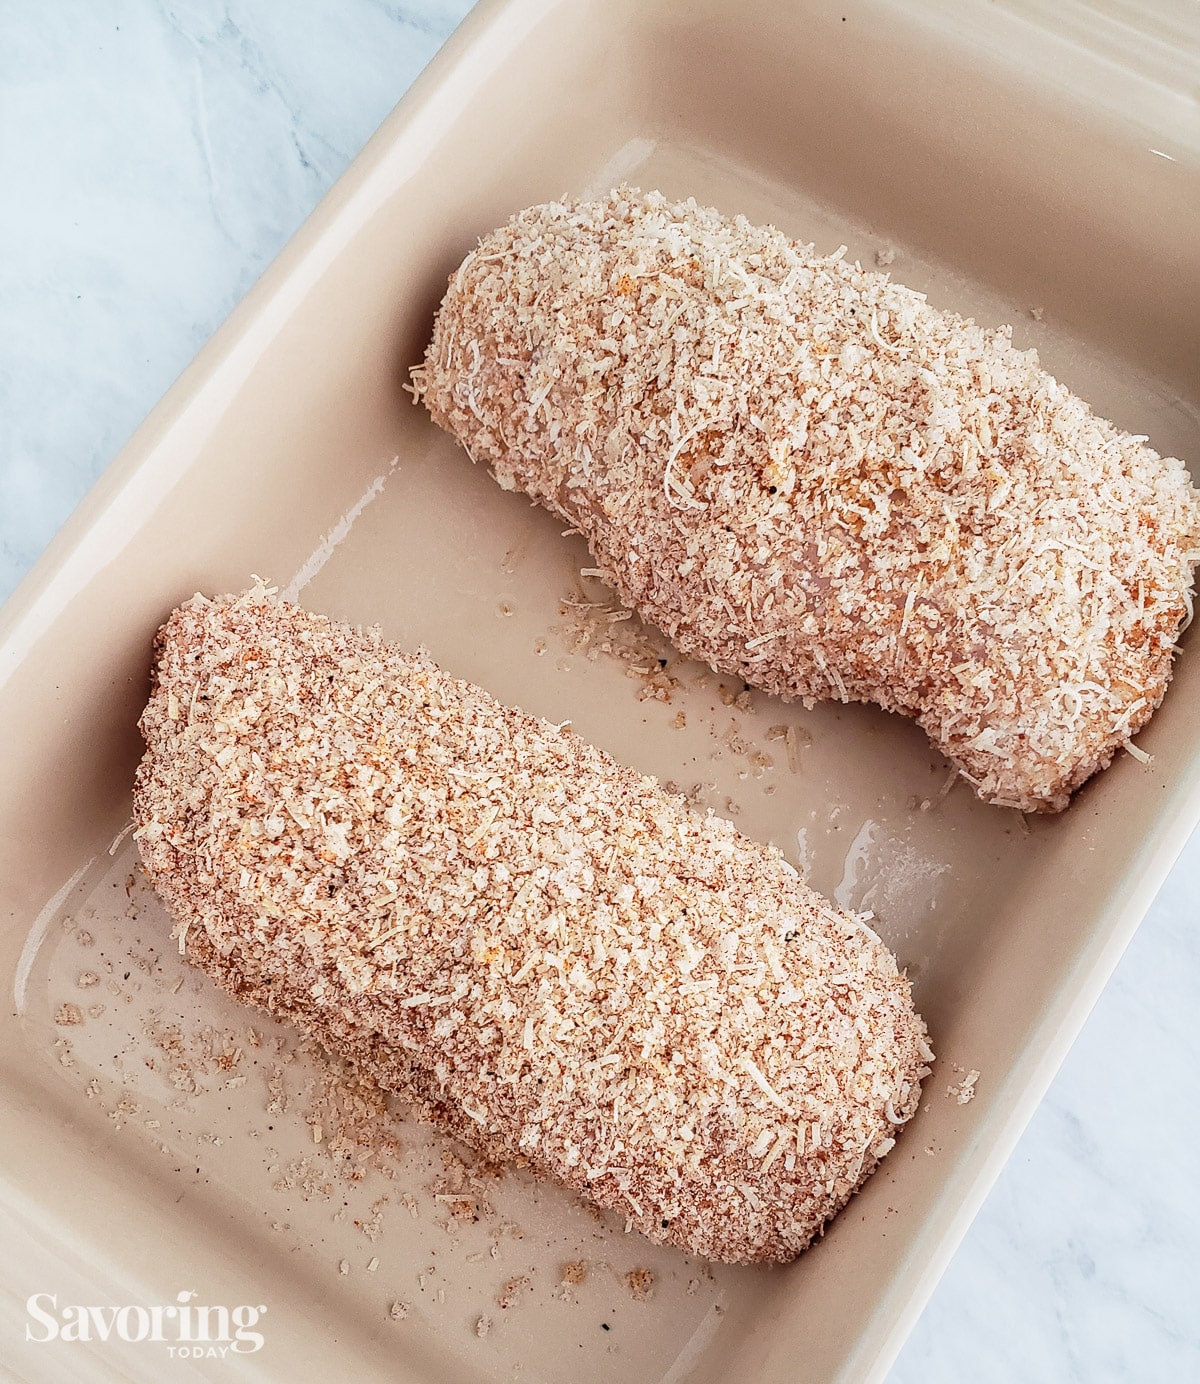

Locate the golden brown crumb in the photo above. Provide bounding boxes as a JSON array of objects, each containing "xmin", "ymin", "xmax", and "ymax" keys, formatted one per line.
[
  {"xmin": 496, "ymin": 1277, "xmax": 530, "ymax": 1310},
  {"xmin": 560, "ymin": 1260, "xmax": 588, "ymax": 1285},
  {"xmin": 947, "ymin": 1070, "xmax": 980, "ymax": 1105},
  {"xmin": 625, "ymin": 1268, "xmax": 654, "ymax": 1301},
  {"xmin": 416, "ymin": 188, "xmax": 1200, "ymax": 813},
  {"xmin": 435, "ymin": 1195, "xmax": 479, "ymax": 1221},
  {"xmin": 55, "ymin": 1003, "xmax": 83, "ymax": 1026},
  {"xmin": 134, "ymin": 587, "xmax": 931, "ymax": 1264}
]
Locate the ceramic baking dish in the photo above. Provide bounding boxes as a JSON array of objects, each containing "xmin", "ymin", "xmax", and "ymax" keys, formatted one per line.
[{"xmin": 2, "ymin": 1, "xmax": 1198, "ymax": 1380}]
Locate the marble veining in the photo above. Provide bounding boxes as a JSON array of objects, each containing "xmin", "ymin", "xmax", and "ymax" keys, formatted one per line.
[{"xmin": 1, "ymin": 3, "xmax": 1197, "ymax": 1381}]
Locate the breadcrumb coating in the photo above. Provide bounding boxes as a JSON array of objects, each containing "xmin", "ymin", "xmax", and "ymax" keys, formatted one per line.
[
  {"xmin": 416, "ymin": 188, "xmax": 1200, "ymax": 812},
  {"xmin": 133, "ymin": 587, "xmax": 931, "ymax": 1263}
]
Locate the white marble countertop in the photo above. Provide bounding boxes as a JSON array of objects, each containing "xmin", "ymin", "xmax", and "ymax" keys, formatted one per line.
[{"xmin": 2, "ymin": 3, "xmax": 1197, "ymax": 1380}]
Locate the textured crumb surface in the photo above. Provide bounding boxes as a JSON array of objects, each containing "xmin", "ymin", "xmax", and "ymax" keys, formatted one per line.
[
  {"xmin": 416, "ymin": 187, "xmax": 1200, "ymax": 812},
  {"xmin": 132, "ymin": 587, "xmax": 931, "ymax": 1264}
]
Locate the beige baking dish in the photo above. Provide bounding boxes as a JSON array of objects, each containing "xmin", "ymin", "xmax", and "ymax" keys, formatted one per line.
[{"xmin": 2, "ymin": 1, "xmax": 1198, "ymax": 1381}]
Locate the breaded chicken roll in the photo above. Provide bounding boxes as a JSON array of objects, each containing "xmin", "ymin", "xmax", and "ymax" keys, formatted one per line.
[
  {"xmin": 133, "ymin": 587, "xmax": 931, "ymax": 1263},
  {"xmin": 416, "ymin": 189, "xmax": 1200, "ymax": 812}
]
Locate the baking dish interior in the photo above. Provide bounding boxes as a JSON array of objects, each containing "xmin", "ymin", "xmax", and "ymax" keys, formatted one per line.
[{"xmin": 1, "ymin": 2, "xmax": 1197, "ymax": 1382}]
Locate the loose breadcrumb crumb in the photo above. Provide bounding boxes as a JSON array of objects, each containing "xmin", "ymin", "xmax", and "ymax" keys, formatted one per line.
[
  {"xmin": 947, "ymin": 1070, "xmax": 980, "ymax": 1105},
  {"xmin": 625, "ymin": 1268, "xmax": 655, "ymax": 1301},
  {"xmin": 496, "ymin": 1277, "xmax": 531, "ymax": 1310},
  {"xmin": 556, "ymin": 584, "xmax": 678, "ymax": 702}
]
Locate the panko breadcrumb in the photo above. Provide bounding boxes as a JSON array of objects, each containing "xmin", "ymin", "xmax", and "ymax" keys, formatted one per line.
[
  {"xmin": 133, "ymin": 587, "xmax": 931, "ymax": 1264},
  {"xmin": 415, "ymin": 188, "xmax": 1200, "ymax": 812}
]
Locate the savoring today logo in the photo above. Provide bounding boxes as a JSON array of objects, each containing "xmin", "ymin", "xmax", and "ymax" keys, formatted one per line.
[{"xmin": 25, "ymin": 1289, "xmax": 267, "ymax": 1359}]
